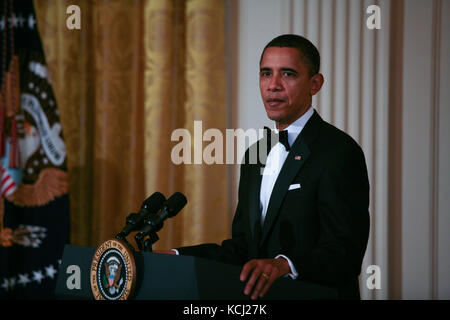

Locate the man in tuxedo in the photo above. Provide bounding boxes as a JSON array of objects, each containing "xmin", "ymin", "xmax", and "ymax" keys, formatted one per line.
[{"xmin": 163, "ymin": 34, "xmax": 370, "ymax": 300}]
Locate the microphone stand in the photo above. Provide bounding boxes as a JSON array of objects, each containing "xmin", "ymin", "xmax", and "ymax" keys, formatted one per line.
[
  {"xmin": 114, "ymin": 212, "xmax": 142, "ymax": 252},
  {"xmin": 135, "ymin": 215, "xmax": 164, "ymax": 252},
  {"xmin": 141, "ymin": 231, "xmax": 159, "ymax": 252}
]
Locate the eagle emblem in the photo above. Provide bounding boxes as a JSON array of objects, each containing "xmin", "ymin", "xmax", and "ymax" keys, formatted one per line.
[{"xmin": 103, "ymin": 256, "xmax": 123, "ymax": 295}]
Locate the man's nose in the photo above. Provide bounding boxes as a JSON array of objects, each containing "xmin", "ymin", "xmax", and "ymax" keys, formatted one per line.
[{"xmin": 268, "ymin": 75, "xmax": 282, "ymax": 91}]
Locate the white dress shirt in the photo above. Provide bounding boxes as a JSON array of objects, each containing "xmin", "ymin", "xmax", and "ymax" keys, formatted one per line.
[{"xmin": 260, "ymin": 106, "xmax": 314, "ymax": 279}]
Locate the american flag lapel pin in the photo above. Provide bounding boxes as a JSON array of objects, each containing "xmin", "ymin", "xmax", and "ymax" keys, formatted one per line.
[{"xmin": 295, "ymin": 155, "xmax": 302, "ymax": 161}]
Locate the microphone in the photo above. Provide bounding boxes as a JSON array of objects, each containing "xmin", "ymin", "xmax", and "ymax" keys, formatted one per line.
[
  {"xmin": 115, "ymin": 192, "xmax": 166, "ymax": 240},
  {"xmin": 135, "ymin": 192, "xmax": 187, "ymax": 243}
]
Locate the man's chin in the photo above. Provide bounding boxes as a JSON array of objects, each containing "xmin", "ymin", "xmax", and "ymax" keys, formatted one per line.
[
  {"xmin": 265, "ymin": 111, "xmax": 284, "ymax": 123},
  {"xmin": 265, "ymin": 112, "xmax": 295, "ymax": 130}
]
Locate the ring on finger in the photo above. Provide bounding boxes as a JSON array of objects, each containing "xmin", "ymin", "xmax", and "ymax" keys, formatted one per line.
[{"xmin": 261, "ymin": 272, "xmax": 269, "ymax": 280}]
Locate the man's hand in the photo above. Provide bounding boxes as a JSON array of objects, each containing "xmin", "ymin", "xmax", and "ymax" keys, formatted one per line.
[{"xmin": 239, "ymin": 257, "xmax": 291, "ymax": 300}]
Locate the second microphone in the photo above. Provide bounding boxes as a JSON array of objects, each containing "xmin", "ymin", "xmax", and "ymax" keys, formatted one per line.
[{"xmin": 135, "ymin": 192, "xmax": 187, "ymax": 243}]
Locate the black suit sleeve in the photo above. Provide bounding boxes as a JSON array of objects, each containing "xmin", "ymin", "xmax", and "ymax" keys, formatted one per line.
[{"xmin": 292, "ymin": 141, "xmax": 370, "ymax": 287}]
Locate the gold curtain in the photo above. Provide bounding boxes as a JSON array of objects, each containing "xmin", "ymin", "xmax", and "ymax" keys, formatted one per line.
[{"xmin": 34, "ymin": 0, "xmax": 230, "ymax": 249}]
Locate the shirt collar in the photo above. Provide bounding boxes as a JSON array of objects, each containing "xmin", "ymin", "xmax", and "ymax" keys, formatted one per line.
[{"xmin": 273, "ymin": 106, "xmax": 314, "ymax": 146}]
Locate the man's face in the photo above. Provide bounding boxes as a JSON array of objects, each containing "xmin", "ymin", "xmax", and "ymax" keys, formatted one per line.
[{"xmin": 259, "ymin": 47, "xmax": 323, "ymax": 130}]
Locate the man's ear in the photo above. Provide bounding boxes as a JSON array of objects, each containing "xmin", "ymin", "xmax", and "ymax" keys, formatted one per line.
[{"xmin": 310, "ymin": 73, "xmax": 324, "ymax": 95}]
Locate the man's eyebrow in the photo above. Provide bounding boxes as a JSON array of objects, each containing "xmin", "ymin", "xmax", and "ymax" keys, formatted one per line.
[
  {"xmin": 259, "ymin": 67, "xmax": 299, "ymax": 74},
  {"xmin": 280, "ymin": 67, "xmax": 298, "ymax": 74}
]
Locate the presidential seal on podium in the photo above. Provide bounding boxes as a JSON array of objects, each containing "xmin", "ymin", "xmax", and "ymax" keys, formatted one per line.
[{"xmin": 90, "ymin": 239, "xmax": 136, "ymax": 300}]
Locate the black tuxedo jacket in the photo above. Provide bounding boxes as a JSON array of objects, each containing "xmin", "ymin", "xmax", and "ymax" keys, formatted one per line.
[{"xmin": 178, "ymin": 110, "xmax": 370, "ymax": 299}]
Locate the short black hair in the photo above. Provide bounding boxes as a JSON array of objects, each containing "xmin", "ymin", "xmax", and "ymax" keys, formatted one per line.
[{"xmin": 260, "ymin": 34, "xmax": 321, "ymax": 77}]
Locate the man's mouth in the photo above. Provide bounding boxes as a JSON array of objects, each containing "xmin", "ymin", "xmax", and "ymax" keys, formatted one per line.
[{"xmin": 266, "ymin": 98, "xmax": 286, "ymax": 107}]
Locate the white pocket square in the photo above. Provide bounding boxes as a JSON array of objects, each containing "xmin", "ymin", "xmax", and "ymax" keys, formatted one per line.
[{"xmin": 288, "ymin": 183, "xmax": 301, "ymax": 190}]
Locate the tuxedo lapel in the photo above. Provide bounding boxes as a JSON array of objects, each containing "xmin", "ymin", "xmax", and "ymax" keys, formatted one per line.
[
  {"xmin": 259, "ymin": 110, "xmax": 322, "ymax": 246},
  {"xmin": 247, "ymin": 133, "xmax": 268, "ymax": 241},
  {"xmin": 248, "ymin": 161, "xmax": 263, "ymax": 240}
]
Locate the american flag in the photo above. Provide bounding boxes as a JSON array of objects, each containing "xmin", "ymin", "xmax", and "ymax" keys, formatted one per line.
[
  {"xmin": 0, "ymin": 165, "xmax": 16, "ymax": 197},
  {"xmin": 0, "ymin": 0, "xmax": 70, "ymax": 299}
]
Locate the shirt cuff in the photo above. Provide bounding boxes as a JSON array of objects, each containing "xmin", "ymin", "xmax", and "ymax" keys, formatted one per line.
[
  {"xmin": 171, "ymin": 249, "xmax": 180, "ymax": 255},
  {"xmin": 275, "ymin": 254, "xmax": 298, "ymax": 279}
]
